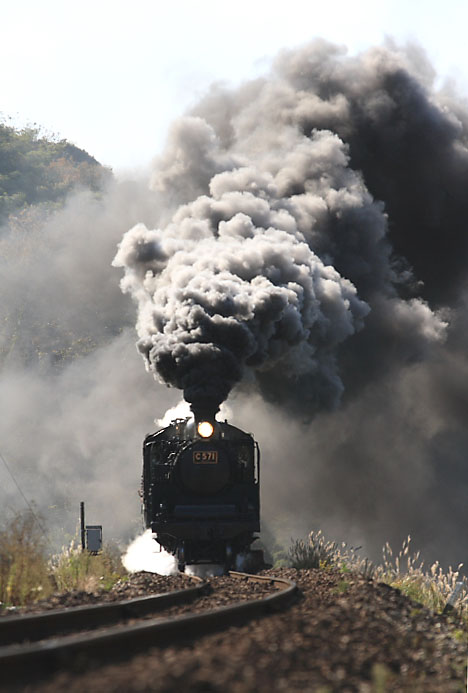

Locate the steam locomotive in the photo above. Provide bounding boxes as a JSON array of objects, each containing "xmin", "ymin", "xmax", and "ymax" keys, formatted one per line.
[{"xmin": 141, "ymin": 401, "xmax": 260, "ymax": 571}]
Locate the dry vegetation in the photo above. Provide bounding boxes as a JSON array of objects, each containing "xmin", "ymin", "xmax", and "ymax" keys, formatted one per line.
[
  {"xmin": 0, "ymin": 510, "xmax": 126, "ymax": 610},
  {"xmin": 50, "ymin": 540, "xmax": 127, "ymax": 594},
  {"xmin": 289, "ymin": 531, "xmax": 468, "ymax": 628},
  {"xmin": 2, "ymin": 509, "xmax": 467, "ymax": 637},
  {"xmin": 0, "ymin": 510, "xmax": 51, "ymax": 606}
]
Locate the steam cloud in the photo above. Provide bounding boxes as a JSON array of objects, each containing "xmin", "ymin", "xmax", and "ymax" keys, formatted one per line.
[
  {"xmin": 122, "ymin": 530, "xmax": 177, "ymax": 575},
  {"xmin": 3, "ymin": 39, "xmax": 468, "ymax": 566}
]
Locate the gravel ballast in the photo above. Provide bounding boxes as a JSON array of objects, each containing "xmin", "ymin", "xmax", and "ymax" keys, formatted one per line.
[{"xmin": 8, "ymin": 567, "xmax": 466, "ymax": 692}]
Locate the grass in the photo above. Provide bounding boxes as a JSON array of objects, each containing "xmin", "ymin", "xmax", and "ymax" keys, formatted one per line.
[
  {"xmin": 0, "ymin": 510, "xmax": 52, "ymax": 606},
  {"xmin": 288, "ymin": 531, "xmax": 349, "ymax": 570},
  {"xmin": 373, "ymin": 537, "xmax": 468, "ymax": 620},
  {"xmin": 288, "ymin": 530, "xmax": 373, "ymax": 577},
  {"xmin": 3, "ymin": 507, "xmax": 467, "ymax": 627},
  {"xmin": 51, "ymin": 539, "xmax": 126, "ymax": 593},
  {"xmin": 288, "ymin": 531, "xmax": 468, "ymax": 626},
  {"xmin": 0, "ymin": 510, "xmax": 127, "ymax": 609}
]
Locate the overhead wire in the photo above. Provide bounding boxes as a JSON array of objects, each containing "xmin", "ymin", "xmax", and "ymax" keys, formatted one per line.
[{"xmin": 0, "ymin": 449, "xmax": 51, "ymax": 547}]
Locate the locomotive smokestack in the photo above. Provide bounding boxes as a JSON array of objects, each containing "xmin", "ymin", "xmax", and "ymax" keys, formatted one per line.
[{"xmin": 189, "ymin": 398, "xmax": 219, "ymax": 424}]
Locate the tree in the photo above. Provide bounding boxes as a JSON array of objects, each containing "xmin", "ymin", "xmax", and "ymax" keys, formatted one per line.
[{"xmin": 0, "ymin": 124, "xmax": 111, "ymax": 224}]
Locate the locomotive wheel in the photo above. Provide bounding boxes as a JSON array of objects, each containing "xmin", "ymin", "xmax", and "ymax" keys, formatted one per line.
[
  {"xmin": 224, "ymin": 544, "xmax": 234, "ymax": 573},
  {"xmin": 177, "ymin": 544, "xmax": 186, "ymax": 573}
]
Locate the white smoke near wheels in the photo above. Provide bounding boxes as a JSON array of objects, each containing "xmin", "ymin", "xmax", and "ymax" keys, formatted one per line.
[{"xmin": 122, "ymin": 530, "xmax": 178, "ymax": 575}]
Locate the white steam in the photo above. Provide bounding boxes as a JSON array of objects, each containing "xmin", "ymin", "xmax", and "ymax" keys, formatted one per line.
[
  {"xmin": 156, "ymin": 399, "xmax": 234, "ymax": 427},
  {"xmin": 156, "ymin": 400, "xmax": 192, "ymax": 427},
  {"xmin": 122, "ymin": 530, "xmax": 178, "ymax": 575}
]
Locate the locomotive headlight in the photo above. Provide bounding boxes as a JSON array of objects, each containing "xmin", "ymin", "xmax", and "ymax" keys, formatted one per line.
[{"xmin": 197, "ymin": 421, "xmax": 214, "ymax": 438}]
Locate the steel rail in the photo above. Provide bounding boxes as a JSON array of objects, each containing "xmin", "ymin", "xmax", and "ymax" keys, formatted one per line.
[
  {"xmin": 0, "ymin": 574, "xmax": 207, "ymax": 647},
  {"xmin": 0, "ymin": 572, "xmax": 297, "ymax": 686}
]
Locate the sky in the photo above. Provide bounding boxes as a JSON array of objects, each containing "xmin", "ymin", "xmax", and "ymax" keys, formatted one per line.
[{"xmin": 2, "ymin": 0, "xmax": 468, "ymax": 173}]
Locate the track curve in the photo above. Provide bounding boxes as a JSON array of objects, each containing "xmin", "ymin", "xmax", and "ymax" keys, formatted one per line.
[
  {"xmin": 0, "ymin": 573, "xmax": 206, "ymax": 647},
  {"xmin": 0, "ymin": 572, "xmax": 297, "ymax": 686}
]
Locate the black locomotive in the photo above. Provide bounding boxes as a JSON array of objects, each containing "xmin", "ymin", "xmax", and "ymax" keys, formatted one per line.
[{"xmin": 142, "ymin": 402, "xmax": 260, "ymax": 571}]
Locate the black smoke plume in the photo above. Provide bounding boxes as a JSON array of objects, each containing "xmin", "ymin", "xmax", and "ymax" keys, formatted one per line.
[
  {"xmin": 114, "ymin": 40, "xmax": 468, "ymax": 565},
  {"xmin": 114, "ymin": 40, "xmax": 448, "ymax": 416}
]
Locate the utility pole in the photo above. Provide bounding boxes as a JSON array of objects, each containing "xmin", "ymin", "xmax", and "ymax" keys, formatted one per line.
[{"xmin": 80, "ymin": 501, "xmax": 85, "ymax": 551}]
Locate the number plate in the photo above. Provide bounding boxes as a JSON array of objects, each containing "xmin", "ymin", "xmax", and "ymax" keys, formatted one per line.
[{"xmin": 193, "ymin": 450, "xmax": 218, "ymax": 464}]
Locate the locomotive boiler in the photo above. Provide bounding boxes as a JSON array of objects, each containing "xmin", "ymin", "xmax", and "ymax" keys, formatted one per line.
[{"xmin": 141, "ymin": 401, "xmax": 260, "ymax": 571}]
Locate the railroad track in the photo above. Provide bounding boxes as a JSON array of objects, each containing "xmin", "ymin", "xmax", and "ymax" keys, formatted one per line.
[{"xmin": 0, "ymin": 571, "xmax": 297, "ymax": 687}]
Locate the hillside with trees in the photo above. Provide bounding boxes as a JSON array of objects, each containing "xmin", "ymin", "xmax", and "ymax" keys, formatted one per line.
[
  {"xmin": 0, "ymin": 122, "xmax": 122, "ymax": 371},
  {"xmin": 0, "ymin": 123, "xmax": 111, "ymax": 226}
]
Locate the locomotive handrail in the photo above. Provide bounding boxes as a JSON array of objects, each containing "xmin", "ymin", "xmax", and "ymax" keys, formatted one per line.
[{"xmin": 255, "ymin": 440, "xmax": 260, "ymax": 485}]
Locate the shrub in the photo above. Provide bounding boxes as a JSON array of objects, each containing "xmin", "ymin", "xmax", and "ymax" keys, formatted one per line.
[
  {"xmin": 289, "ymin": 530, "xmax": 468, "ymax": 624},
  {"xmin": 288, "ymin": 530, "xmax": 344, "ymax": 569},
  {"xmin": 372, "ymin": 536, "xmax": 468, "ymax": 618}
]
